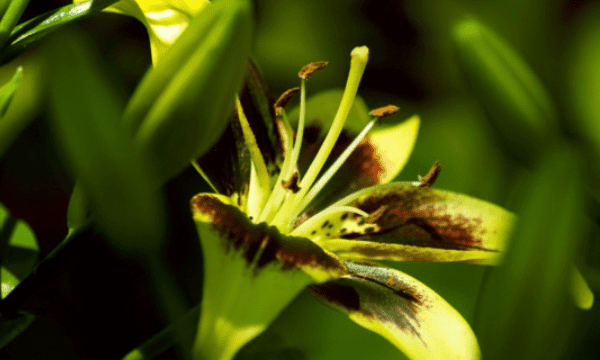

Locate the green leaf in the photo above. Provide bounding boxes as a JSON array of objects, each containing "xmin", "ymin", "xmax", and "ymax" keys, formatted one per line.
[
  {"xmin": 570, "ymin": 267, "xmax": 594, "ymax": 311},
  {"xmin": 66, "ymin": 180, "xmax": 90, "ymax": 234},
  {"xmin": 299, "ymin": 182, "xmax": 515, "ymax": 264},
  {"xmin": 124, "ymin": 0, "xmax": 253, "ymax": 186},
  {"xmin": 0, "ymin": 0, "xmax": 118, "ymax": 65},
  {"xmin": 0, "ymin": 311, "xmax": 35, "ymax": 350},
  {"xmin": 0, "ymin": 66, "xmax": 21, "ymax": 119},
  {"xmin": 475, "ymin": 146, "xmax": 584, "ymax": 360},
  {"xmin": 308, "ymin": 261, "xmax": 480, "ymax": 360},
  {"xmin": 46, "ymin": 28, "xmax": 163, "ymax": 254},
  {"xmin": 0, "ymin": 0, "xmax": 29, "ymax": 51},
  {"xmin": 0, "ymin": 203, "xmax": 38, "ymax": 299},
  {"xmin": 452, "ymin": 18, "xmax": 559, "ymax": 165}
]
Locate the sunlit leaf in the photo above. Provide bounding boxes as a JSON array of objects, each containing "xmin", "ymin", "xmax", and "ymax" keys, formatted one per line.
[
  {"xmin": 476, "ymin": 146, "xmax": 584, "ymax": 360},
  {"xmin": 124, "ymin": 0, "xmax": 253, "ymax": 186},
  {"xmin": 0, "ymin": 67, "xmax": 22, "ymax": 119},
  {"xmin": 0, "ymin": 0, "xmax": 118, "ymax": 65},
  {"xmin": 46, "ymin": 29, "xmax": 163, "ymax": 253},
  {"xmin": 452, "ymin": 18, "xmax": 559, "ymax": 165},
  {"xmin": 0, "ymin": 204, "xmax": 38, "ymax": 299}
]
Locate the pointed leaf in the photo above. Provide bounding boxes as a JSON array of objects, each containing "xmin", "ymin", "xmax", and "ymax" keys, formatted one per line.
[
  {"xmin": 452, "ymin": 18, "xmax": 559, "ymax": 165},
  {"xmin": 0, "ymin": 204, "xmax": 38, "ymax": 299},
  {"xmin": 301, "ymin": 182, "xmax": 515, "ymax": 264},
  {"xmin": 124, "ymin": 0, "xmax": 253, "ymax": 186},
  {"xmin": 476, "ymin": 146, "xmax": 585, "ymax": 360},
  {"xmin": 308, "ymin": 261, "xmax": 480, "ymax": 360},
  {"xmin": 570, "ymin": 267, "xmax": 593, "ymax": 311},
  {"xmin": 0, "ymin": 311, "xmax": 35, "ymax": 350},
  {"xmin": 0, "ymin": 67, "xmax": 22, "ymax": 119},
  {"xmin": 0, "ymin": 0, "xmax": 119, "ymax": 65},
  {"xmin": 46, "ymin": 29, "xmax": 163, "ymax": 253}
]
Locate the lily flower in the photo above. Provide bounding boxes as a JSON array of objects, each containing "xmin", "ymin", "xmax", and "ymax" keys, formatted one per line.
[
  {"xmin": 191, "ymin": 46, "xmax": 515, "ymax": 360},
  {"xmin": 73, "ymin": 0, "xmax": 210, "ymax": 64}
]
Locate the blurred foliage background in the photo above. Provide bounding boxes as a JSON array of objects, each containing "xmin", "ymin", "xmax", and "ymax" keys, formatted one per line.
[{"xmin": 0, "ymin": 0, "xmax": 599, "ymax": 359}]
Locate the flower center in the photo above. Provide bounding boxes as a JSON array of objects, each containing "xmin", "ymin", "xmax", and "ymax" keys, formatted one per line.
[{"xmin": 237, "ymin": 46, "xmax": 399, "ymax": 238}]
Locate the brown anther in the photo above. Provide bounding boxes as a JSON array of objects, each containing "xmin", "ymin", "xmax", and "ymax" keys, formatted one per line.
[
  {"xmin": 365, "ymin": 205, "xmax": 388, "ymax": 224},
  {"xmin": 418, "ymin": 161, "xmax": 441, "ymax": 188},
  {"xmin": 282, "ymin": 171, "xmax": 301, "ymax": 193},
  {"xmin": 368, "ymin": 105, "xmax": 400, "ymax": 119},
  {"xmin": 275, "ymin": 87, "xmax": 300, "ymax": 109},
  {"xmin": 298, "ymin": 61, "xmax": 329, "ymax": 80}
]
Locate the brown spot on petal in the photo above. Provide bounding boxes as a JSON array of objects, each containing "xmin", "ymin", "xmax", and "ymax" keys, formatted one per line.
[
  {"xmin": 298, "ymin": 61, "xmax": 328, "ymax": 79},
  {"xmin": 344, "ymin": 188, "xmax": 494, "ymax": 251},
  {"xmin": 307, "ymin": 282, "xmax": 360, "ymax": 310},
  {"xmin": 191, "ymin": 194, "xmax": 345, "ymax": 275},
  {"xmin": 386, "ymin": 278, "xmax": 396, "ymax": 286}
]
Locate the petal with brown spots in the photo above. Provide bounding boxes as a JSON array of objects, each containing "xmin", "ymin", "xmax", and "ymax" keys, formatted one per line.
[
  {"xmin": 314, "ymin": 182, "xmax": 515, "ymax": 264},
  {"xmin": 308, "ymin": 261, "xmax": 480, "ymax": 360},
  {"xmin": 190, "ymin": 193, "xmax": 347, "ymax": 282}
]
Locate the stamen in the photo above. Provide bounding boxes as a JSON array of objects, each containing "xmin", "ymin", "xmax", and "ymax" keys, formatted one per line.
[
  {"xmin": 271, "ymin": 46, "xmax": 370, "ymax": 232},
  {"xmin": 369, "ymin": 105, "xmax": 400, "ymax": 119},
  {"xmin": 235, "ymin": 96, "xmax": 271, "ymax": 219},
  {"xmin": 417, "ymin": 161, "xmax": 441, "ymax": 188},
  {"xmin": 294, "ymin": 118, "xmax": 377, "ymax": 214},
  {"xmin": 275, "ymin": 87, "xmax": 300, "ymax": 110},
  {"xmin": 290, "ymin": 206, "xmax": 369, "ymax": 240},
  {"xmin": 298, "ymin": 61, "xmax": 328, "ymax": 80},
  {"xmin": 256, "ymin": 110, "xmax": 296, "ymax": 222}
]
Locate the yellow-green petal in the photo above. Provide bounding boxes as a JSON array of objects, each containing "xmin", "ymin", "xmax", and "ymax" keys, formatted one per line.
[
  {"xmin": 74, "ymin": 0, "xmax": 209, "ymax": 64},
  {"xmin": 190, "ymin": 193, "xmax": 346, "ymax": 360},
  {"xmin": 308, "ymin": 261, "xmax": 480, "ymax": 360},
  {"xmin": 310, "ymin": 182, "xmax": 515, "ymax": 264}
]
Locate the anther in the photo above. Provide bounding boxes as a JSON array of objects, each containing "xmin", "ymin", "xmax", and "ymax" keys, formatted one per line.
[
  {"xmin": 282, "ymin": 171, "xmax": 301, "ymax": 193},
  {"xmin": 369, "ymin": 105, "xmax": 400, "ymax": 120},
  {"xmin": 418, "ymin": 161, "xmax": 441, "ymax": 188},
  {"xmin": 298, "ymin": 61, "xmax": 329, "ymax": 80},
  {"xmin": 275, "ymin": 87, "xmax": 300, "ymax": 110}
]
